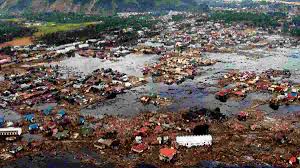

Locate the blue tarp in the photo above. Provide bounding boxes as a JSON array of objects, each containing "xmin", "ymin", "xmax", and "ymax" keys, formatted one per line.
[
  {"xmin": 291, "ymin": 92, "xmax": 298, "ymax": 97},
  {"xmin": 43, "ymin": 106, "xmax": 54, "ymax": 115},
  {"xmin": 29, "ymin": 123, "xmax": 39, "ymax": 131},
  {"xmin": 0, "ymin": 115, "xmax": 4, "ymax": 127},
  {"xmin": 58, "ymin": 109, "xmax": 66, "ymax": 117},
  {"xmin": 79, "ymin": 117, "xmax": 85, "ymax": 125},
  {"xmin": 24, "ymin": 114, "xmax": 34, "ymax": 122}
]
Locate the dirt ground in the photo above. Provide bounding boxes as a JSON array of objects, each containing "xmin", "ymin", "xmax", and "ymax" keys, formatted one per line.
[{"xmin": 0, "ymin": 37, "xmax": 33, "ymax": 48}]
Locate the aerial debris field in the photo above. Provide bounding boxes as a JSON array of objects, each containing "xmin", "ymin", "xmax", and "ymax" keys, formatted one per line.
[{"xmin": 0, "ymin": 6, "xmax": 300, "ymax": 168}]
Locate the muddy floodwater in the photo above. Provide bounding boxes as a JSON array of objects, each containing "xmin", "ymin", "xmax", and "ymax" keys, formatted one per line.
[
  {"xmin": 203, "ymin": 47, "xmax": 300, "ymax": 83},
  {"xmin": 0, "ymin": 109, "xmax": 22, "ymax": 122},
  {"xmin": 3, "ymin": 150, "xmax": 115, "ymax": 168},
  {"xmin": 56, "ymin": 53, "xmax": 160, "ymax": 77},
  {"xmin": 0, "ymin": 75, "xmax": 4, "ymax": 82},
  {"xmin": 54, "ymin": 47, "xmax": 300, "ymax": 117}
]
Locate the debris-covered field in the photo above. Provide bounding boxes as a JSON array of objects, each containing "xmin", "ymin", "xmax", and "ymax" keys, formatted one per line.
[{"xmin": 0, "ymin": 8, "xmax": 300, "ymax": 168}]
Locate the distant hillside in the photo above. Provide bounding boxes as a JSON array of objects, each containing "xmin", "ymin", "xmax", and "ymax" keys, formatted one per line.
[{"xmin": 0, "ymin": 0, "xmax": 209, "ymax": 14}]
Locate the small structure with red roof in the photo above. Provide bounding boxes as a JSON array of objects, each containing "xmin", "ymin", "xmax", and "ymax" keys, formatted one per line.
[{"xmin": 159, "ymin": 147, "xmax": 176, "ymax": 162}]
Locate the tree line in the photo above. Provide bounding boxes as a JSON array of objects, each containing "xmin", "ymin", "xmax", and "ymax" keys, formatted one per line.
[
  {"xmin": 0, "ymin": 21, "xmax": 35, "ymax": 43},
  {"xmin": 209, "ymin": 11, "xmax": 286, "ymax": 28},
  {"xmin": 39, "ymin": 15, "xmax": 158, "ymax": 45}
]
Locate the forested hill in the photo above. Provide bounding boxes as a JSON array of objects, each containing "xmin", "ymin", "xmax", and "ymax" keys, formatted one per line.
[{"xmin": 0, "ymin": 0, "xmax": 208, "ymax": 14}]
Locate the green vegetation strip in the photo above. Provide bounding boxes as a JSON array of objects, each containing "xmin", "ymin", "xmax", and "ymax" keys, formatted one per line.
[
  {"xmin": 33, "ymin": 22, "xmax": 96, "ymax": 37},
  {"xmin": 209, "ymin": 11, "xmax": 286, "ymax": 28}
]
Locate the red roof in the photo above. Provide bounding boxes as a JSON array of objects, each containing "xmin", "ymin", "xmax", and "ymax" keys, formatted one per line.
[
  {"xmin": 143, "ymin": 121, "xmax": 151, "ymax": 127},
  {"xmin": 234, "ymin": 91, "xmax": 244, "ymax": 96},
  {"xmin": 238, "ymin": 111, "xmax": 248, "ymax": 118},
  {"xmin": 133, "ymin": 127, "xmax": 148, "ymax": 137},
  {"xmin": 131, "ymin": 143, "xmax": 148, "ymax": 153},
  {"xmin": 160, "ymin": 148, "xmax": 176, "ymax": 158},
  {"xmin": 216, "ymin": 91, "xmax": 225, "ymax": 97},
  {"xmin": 256, "ymin": 82, "xmax": 269, "ymax": 90},
  {"xmin": 154, "ymin": 125, "xmax": 163, "ymax": 134},
  {"xmin": 287, "ymin": 93, "xmax": 296, "ymax": 100},
  {"xmin": 48, "ymin": 122, "xmax": 56, "ymax": 129},
  {"xmin": 275, "ymin": 86, "xmax": 284, "ymax": 92},
  {"xmin": 289, "ymin": 156, "xmax": 297, "ymax": 165},
  {"xmin": 216, "ymin": 89, "xmax": 231, "ymax": 96}
]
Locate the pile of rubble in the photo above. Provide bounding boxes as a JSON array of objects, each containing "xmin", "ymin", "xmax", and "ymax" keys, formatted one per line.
[
  {"xmin": 0, "ymin": 67, "xmax": 144, "ymax": 108},
  {"xmin": 1, "ymin": 105, "xmax": 299, "ymax": 167},
  {"xmin": 147, "ymin": 17, "xmax": 298, "ymax": 54},
  {"xmin": 132, "ymin": 45, "xmax": 164, "ymax": 55},
  {"xmin": 140, "ymin": 93, "xmax": 172, "ymax": 106},
  {"xmin": 77, "ymin": 46, "xmax": 131, "ymax": 60},
  {"xmin": 215, "ymin": 69, "xmax": 300, "ymax": 109},
  {"xmin": 142, "ymin": 50, "xmax": 216, "ymax": 85}
]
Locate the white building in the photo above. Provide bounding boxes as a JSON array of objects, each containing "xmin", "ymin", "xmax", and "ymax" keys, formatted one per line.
[
  {"xmin": 176, "ymin": 135, "xmax": 212, "ymax": 148},
  {"xmin": 0, "ymin": 127, "xmax": 22, "ymax": 136},
  {"xmin": 56, "ymin": 46, "xmax": 76, "ymax": 54},
  {"xmin": 78, "ymin": 44, "xmax": 89, "ymax": 49}
]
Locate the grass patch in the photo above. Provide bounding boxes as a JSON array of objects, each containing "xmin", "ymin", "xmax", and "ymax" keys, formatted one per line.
[{"xmin": 33, "ymin": 22, "xmax": 96, "ymax": 37}]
